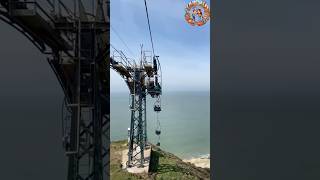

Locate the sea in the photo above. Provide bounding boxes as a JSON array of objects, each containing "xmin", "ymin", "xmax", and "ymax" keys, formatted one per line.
[{"xmin": 111, "ymin": 91, "xmax": 210, "ymax": 159}]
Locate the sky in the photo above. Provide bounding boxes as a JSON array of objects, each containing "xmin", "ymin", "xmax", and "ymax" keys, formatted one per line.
[{"xmin": 110, "ymin": 0, "xmax": 211, "ymax": 92}]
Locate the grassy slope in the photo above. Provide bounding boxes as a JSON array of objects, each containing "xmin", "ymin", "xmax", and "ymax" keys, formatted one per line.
[{"xmin": 110, "ymin": 140, "xmax": 210, "ymax": 180}]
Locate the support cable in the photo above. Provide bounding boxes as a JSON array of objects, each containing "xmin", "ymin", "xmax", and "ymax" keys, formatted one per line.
[
  {"xmin": 111, "ymin": 25, "xmax": 136, "ymax": 57},
  {"xmin": 143, "ymin": 0, "xmax": 155, "ymax": 56}
]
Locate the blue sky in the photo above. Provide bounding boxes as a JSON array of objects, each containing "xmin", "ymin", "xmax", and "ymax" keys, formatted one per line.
[{"xmin": 110, "ymin": 0, "xmax": 210, "ymax": 92}]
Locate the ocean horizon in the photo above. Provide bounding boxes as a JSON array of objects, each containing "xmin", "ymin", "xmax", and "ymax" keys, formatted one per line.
[{"xmin": 111, "ymin": 90, "xmax": 210, "ymax": 159}]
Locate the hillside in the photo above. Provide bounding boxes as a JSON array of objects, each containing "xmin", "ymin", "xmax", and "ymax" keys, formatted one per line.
[{"xmin": 110, "ymin": 140, "xmax": 211, "ymax": 180}]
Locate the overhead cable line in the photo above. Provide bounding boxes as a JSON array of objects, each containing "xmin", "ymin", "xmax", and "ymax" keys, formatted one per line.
[
  {"xmin": 111, "ymin": 25, "xmax": 136, "ymax": 57},
  {"xmin": 143, "ymin": 0, "xmax": 155, "ymax": 55}
]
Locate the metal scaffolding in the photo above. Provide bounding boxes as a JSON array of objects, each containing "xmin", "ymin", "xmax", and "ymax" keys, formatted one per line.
[{"xmin": 0, "ymin": 0, "xmax": 110, "ymax": 179}]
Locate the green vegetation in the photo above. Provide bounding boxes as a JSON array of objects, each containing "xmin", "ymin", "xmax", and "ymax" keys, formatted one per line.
[{"xmin": 110, "ymin": 140, "xmax": 210, "ymax": 180}]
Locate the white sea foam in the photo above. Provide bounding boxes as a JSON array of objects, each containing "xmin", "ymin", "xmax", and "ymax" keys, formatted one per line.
[{"xmin": 184, "ymin": 154, "xmax": 210, "ymax": 168}]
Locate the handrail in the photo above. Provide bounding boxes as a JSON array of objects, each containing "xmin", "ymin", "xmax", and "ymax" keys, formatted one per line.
[
  {"xmin": 111, "ymin": 45, "xmax": 136, "ymax": 68},
  {"xmin": 34, "ymin": 1, "xmax": 55, "ymax": 23},
  {"xmin": 57, "ymin": 0, "xmax": 73, "ymax": 18},
  {"xmin": 45, "ymin": 0, "xmax": 54, "ymax": 9}
]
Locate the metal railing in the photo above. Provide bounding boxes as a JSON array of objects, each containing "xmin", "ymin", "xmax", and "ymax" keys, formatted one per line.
[{"xmin": 111, "ymin": 45, "xmax": 136, "ymax": 68}]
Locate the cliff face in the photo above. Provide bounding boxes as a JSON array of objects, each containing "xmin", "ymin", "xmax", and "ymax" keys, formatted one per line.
[{"xmin": 110, "ymin": 140, "xmax": 211, "ymax": 180}]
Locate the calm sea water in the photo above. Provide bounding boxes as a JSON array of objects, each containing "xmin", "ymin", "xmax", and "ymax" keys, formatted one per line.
[{"xmin": 111, "ymin": 91, "xmax": 210, "ymax": 159}]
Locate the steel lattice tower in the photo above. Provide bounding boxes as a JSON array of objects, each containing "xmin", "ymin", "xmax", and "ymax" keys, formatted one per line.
[
  {"xmin": 127, "ymin": 68, "xmax": 147, "ymax": 167},
  {"xmin": 0, "ymin": 0, "xmax": 110, "ymax": 179},
  {"xmin": 110, "ymin": 49, "xmax": 162, "ymax": 168}
]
